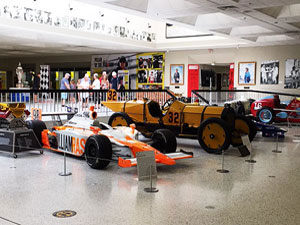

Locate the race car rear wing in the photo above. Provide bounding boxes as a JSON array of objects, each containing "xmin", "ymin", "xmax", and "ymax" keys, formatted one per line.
[{"xmin": 118, "ymin": 149, "xmax": 193, "ymax": 168}]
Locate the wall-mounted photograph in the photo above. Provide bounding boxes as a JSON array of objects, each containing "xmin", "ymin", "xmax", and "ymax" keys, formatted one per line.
[
  {"xmin": 170, "ymin": 64, "xmax": 184, "ymax": 85},
  {"xmin": 285, "ymin": 59, "xmax": 300, "ymax": 89},
  {"xmin": 260, "ymin": 60, "xmax": 279, "ymax": 85},
  {"xmin": 238, "ymin": 62, "xmax": 256, "ymax": 85}
]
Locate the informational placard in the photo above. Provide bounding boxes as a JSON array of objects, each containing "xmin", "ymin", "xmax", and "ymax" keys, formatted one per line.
[
  {"xmin": 136, "ymin": 151, "xmax": 157, "ymax": 181},
  {"xmin": 187, "ymin": 64, "xmax": 199, "ymax": 97}
]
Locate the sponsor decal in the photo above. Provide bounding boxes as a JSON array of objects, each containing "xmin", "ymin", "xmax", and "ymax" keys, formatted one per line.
[{"xmin": 58, "ymin": 133, "xmax": 85, "ymax": 155}]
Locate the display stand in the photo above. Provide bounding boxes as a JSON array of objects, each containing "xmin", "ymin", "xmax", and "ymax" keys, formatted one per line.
[
  {"xmin": 242, "ymin": 135, "xmax": 256, "ymax": 163},
  {"xmin": 144, "ymin": 165, "xmax": 159, "ymax": 193},
  {"xmin": 0, "ymin": 127, "xmax": 43, "ymax": 158},
  {"xmin": 59, "ymin": 151, "xmax": 72, "ymax": 176},
  {"xmin": 272, "ymin": 135, "xmax": 282, "ymax": 153},
  {"xmin": 217, "ymin": 148, "xmax": 229, "ymax": 173},
  {"xmin": 9, "ymin": 87, "xmax": 30, "ymax": 102}
]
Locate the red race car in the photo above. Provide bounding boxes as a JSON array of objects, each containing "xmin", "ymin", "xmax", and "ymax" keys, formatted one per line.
[{"xmin": 251, "ymin": 95, "xmax": 300, "ymax": 123}]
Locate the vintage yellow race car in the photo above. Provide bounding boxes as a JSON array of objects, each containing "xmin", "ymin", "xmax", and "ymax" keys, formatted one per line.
[{"xmin": 102, "ymin": 98, "xmax": 257, "ymax": 154}]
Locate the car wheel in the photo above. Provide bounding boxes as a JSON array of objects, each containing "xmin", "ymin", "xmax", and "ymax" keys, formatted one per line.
[
  {"xmin": 26, "ymin": 120, "xmax": 47, "ymax": 146},
  {"xmin": 230, "ymin": 115, "xmax": 257, "ymax": 147},
  {"xmin": 257, "ymin": 107, "xmax": 274, "ymax": 124},
  {"xmin": 197, "ymin": 118, "xmax": 231, "ymax": 154},
  {"xmin": 151, "ymin": 129, "xmax": 177, "ymax": 153},
  {"xmin": 85, "ymin": 135, "xmax": 112, "ymax": 169},
  {"xmin": 108, "ymin": 112, "xmax": 133, "ymax": 127}
]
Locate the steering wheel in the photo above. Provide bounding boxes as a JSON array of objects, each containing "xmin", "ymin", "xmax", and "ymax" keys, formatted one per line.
[{"xmin": 162, "ymin": 98, "xmax": 175, "ymax": 113}]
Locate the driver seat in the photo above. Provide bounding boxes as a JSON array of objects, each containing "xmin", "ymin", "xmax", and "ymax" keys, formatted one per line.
[
  {"xmin": 274, "ymin": 95, "xmax": 281, "ymax": 108},
  {"xmin": 147, "ymin": 101, "xmax": 162, "ymax": 118}
]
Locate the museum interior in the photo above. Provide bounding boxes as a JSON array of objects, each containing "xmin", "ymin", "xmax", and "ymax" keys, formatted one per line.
[{"xmin": 0, "ymin": 0, "xmax": 300, "ymax": 225}]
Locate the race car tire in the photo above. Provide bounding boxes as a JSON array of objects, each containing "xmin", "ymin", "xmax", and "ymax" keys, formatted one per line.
[
  {"xmin": 197, "ymin": 118, "xmax": 231, "ymax": 154},
  {"xmin": 151, "ymin": 129, "xmax": 177, "ymax": 154},
  {"xmin": 108, "ymin": 112, "xmax": 133, "ymax": 127},
  {"xmin": 85, "ymin": 135, "xmax": 112, "ymax": 169},
  {"xmin": 230, "ymin": 115, "xmax": 257, "ymax": 147},
  {"xmin": 26, "ymin": 120, "xmax": 47, "ymax": 146},
  {"xmin": 257, "ymin": 107, "xmax": 275, "ymax": 124}
]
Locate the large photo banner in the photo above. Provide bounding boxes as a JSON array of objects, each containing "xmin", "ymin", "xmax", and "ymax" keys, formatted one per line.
[{"xmin": 91, "ymin": 54, "xmax": 137, "ymax": 90}]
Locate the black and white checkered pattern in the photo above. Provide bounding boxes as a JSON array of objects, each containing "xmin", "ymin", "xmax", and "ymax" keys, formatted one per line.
[{"xmin": 40, "ymin": 65, "xmax": 50, "ymax": 98}]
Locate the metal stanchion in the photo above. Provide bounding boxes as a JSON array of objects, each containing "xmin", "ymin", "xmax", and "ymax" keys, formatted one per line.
[
  {"xmin": 144, "ymin": 165, "xmax": 159, "ymax": 193},
  {"xmin": 294, "ymin": 123, "xmax": 300, "ymax": 138},
  {"xmin": 245, "ymin": 153, "xmax": 256, "ymax": 163},
  {"xmin": 217, "ymin": 148, "xmax": 229, "ymax": 173},
  {"xmin": 59, "ymin": 151, "xmax": 72, "ymax": 176},
  {"xmin": 272, "ymin": 134, "xmax": 282, "ymax": 153}
]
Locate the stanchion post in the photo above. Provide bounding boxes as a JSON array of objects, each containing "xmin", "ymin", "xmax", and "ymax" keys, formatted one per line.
[
  {"xmin": 59, "ymin": 151, "xmax": 72, "ymax": 176},
  {"xmin": 144, "ymin": 165, "xmax": 159, "ymax": 193},
  {"xmin": 243, "ymin": 135, "xmax": 256, "ymax": 163},
  {"xmin": 272, "ymin": 134, "xmax": 282, "ymax": 153},
  {"xmin": 217, "ymin": 148, "xmax": 229, "ymax": 173}
]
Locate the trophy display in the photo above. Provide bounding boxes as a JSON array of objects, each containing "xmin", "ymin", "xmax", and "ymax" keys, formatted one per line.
[{"xmin": 16, "ymin": 62, "xmax": 24, "ymax": 88}]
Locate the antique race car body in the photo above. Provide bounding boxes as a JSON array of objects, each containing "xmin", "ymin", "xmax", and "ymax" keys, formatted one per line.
[
  {"xmin": 224, "ymin": 98, "xmax": 255, "ymax": 115},
  {"xmin": 36, "ymin": 109, "xmax": 192, "ymax": 169},
  {"xmin": 102, "ymin": 98, "xmax": 257, "ymax": 154},
  {"xmin": 251, "ymin": 95, "xmax": 300, "ymax": 123}
]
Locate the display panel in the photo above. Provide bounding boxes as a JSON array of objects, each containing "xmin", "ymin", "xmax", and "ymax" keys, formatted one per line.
[{"xmin": 136, "ymin": 52, "xmax": 165, "ymax": 89}]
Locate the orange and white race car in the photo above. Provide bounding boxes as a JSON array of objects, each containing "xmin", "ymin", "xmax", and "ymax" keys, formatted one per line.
[{"xmin": 30, "ymin": 108, "xmax": 193, "ymax": 169}]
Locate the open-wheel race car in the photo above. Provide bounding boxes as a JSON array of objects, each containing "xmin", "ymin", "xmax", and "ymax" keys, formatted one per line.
[
  {"xmin": 28, "ymin": 107, "xmax": 192, "ymax": 169},
  {"xmin": 102, "ymin": 97, "xmax": 257, "ymax": 154},
  {"xmin": 251, "ymin": 95, "xmax": 300, "ymax": 124}
]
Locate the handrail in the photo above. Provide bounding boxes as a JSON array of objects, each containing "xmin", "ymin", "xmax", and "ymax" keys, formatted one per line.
[{"xmin": 192, "ymin": 89, "xmax": 300, "ymax": 97}]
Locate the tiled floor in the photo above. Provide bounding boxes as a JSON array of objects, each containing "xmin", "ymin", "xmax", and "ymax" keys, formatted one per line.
[{"xmin": 0, "ymin": 126, "xmax": 299, "ymax": 225}]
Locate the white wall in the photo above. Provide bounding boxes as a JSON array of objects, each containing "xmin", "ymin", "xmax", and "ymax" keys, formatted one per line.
[{"xmin": 165, "ymin": 45, "xmax": 300, "ymax": 96}]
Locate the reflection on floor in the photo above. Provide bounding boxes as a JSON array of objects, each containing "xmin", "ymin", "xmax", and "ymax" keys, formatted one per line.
[{"xmin": 0, "ymin": 126, "xmax": 299, "ymax": 225}]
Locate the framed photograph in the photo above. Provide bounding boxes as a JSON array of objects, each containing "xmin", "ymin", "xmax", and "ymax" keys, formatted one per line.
[
  {"xmin": 261, "ymin": 60, "xmax": 279, "ymax": 85},
  {"xmin": 170, "ymin": 64, "xmax": 184, "ymax": 85},
  {"xmin": 238, "ymin": 62, "xmax": 256, "ymax": 85},
  {"xmin": 285, "ymin": 59, "xmax": 300, "ymax": 89}
]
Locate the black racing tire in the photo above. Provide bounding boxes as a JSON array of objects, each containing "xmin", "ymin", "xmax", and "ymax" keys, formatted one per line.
[
  {"xmin": 230, "ymin": 115, "xmax": 257, "ymax": 147},
  {"xmin": 256, "ymin": 106, "xmax": 275, "ymax": 124},
  {"xmin": 26, "ymin": 120, "xmax": 47, "ymax": 146},
  {"xmin": 151, "ymin": 129, "xmax": 177, "ymax": 154},
  {"xmin": 197, "ymin": 118, "xmax": 231, "ymax": 154},
  {"xmin": 108, "ymin": 112, "xmax": 134, "ymax": 127},
  {"xmin": 85, "ymin": 135, "xmax": 112, "ymax": 169}
]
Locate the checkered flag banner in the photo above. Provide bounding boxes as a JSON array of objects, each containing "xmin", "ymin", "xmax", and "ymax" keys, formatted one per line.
[{"xmin": 40, "ymin": 65, "xmax": 50, "ymax": 99}]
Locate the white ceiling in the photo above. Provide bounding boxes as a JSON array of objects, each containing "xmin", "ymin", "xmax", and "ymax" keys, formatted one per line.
[{"xmin": 0, "ymin": 0, "xmax": 300, "ymax": 58}]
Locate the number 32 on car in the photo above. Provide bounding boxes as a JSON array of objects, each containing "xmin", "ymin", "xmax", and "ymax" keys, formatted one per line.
[
  {"xmin": 168, "ymin": 112, "xmax": 179, "ymax": 124},
  {"xmin": 107, "ymin": 89, "xmax": 117, "ymax": 101}
]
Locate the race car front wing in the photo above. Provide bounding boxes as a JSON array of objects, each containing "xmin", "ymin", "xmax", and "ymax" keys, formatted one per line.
[{"xmin": 118, "ymin": 149, "xmax": 193, "ymax": 168}]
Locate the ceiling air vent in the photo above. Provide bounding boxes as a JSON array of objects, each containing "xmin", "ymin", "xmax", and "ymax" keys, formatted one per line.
[{"xmin": 217, "ymin": 5, "xmax": 238, "ymax": 10}]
